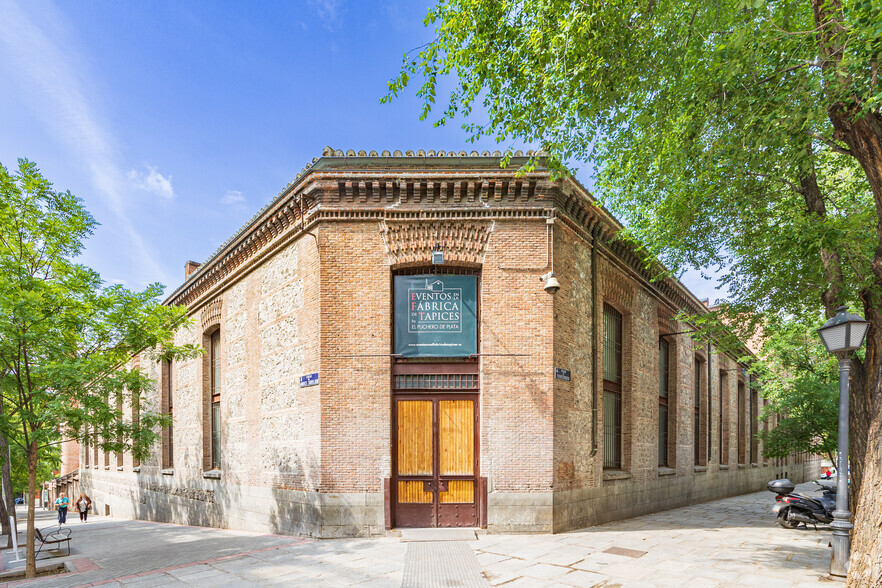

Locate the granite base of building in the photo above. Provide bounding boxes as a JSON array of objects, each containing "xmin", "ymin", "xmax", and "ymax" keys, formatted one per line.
[
  {"xmin": 83, "ymin": 458, "xmax": 820, "ymax": 538},
  {"xmin": 552, "ymin": 460, "xmax": 821, "ymax": 533},
  {"xmin": 82, "ymin": 472, "xmax": 386, "ymax": 538},
  {"xmin": 487, "ymin": 492, "xmax": 554, "ymax": 534}
]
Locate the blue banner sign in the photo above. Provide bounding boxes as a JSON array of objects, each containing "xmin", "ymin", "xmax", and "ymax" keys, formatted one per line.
[
  {"xmin": 394, "ymin": 275, "xmax": 478, "ymax": 358},
  {"xmin": 299, "ymin": 373, "xmax": 319, "ymax": 387}
]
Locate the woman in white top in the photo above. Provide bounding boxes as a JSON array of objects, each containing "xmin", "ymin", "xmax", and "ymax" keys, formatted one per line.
[{"xmin": 75, "ymin": 493, "xmax": 92, "ymax": 522}]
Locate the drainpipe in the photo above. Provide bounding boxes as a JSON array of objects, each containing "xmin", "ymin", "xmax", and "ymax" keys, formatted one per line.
[{"xmin": 590, "ymin": 225, "xmax": 599, "ymax": 457}]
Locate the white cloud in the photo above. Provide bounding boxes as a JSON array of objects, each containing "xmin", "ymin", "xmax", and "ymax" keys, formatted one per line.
[
  {"xmin": 309, "ymin": 0, "xmax": 340, "ymax": 25},
  {"xmin": 0, "ymin": 0, "xmax": 172, "ymax": 287},
  {"xmin": 128, "ymin": 165, "xmax": 175, "ymax": 199},
  {"xmin": 220, "ymin": 190, "xmax": 245, "ymax": 205}
]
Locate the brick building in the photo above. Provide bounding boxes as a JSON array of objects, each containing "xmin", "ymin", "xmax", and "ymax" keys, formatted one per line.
[
  {"xmin": 80, "ymin": 149, "xmax": 819, "ymax": 536},
  {"xmin": 48, "ymin": 438, "xmax": 80, "ymax": 508}
]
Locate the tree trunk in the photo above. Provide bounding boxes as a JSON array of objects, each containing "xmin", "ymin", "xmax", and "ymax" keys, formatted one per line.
[
  {"xmin": 0, "ymin": 474, "xmax": 9, "ymax": 549},
  {"xmin": 848, "ymin": 307, "xmax": 882, "ymax": 586},
  {"xmin": 25, "ymin": 440, "xmax": 38, "ymax": 579},
  {"xmin": 828, "ymin": 114, "xmax": 882, "ymax": 587},
  {"xmin": 0, "ymin": 438, "xmax": 9, "ymax": 548},
  {"xmin": 0, "ymin": 396, "xmax": 13, "ymax": 548},
  {"xmin": 3, "ymin": 442, "xmax": 16, "ymax": 548},
  {"xmin": 848, "ymin": 363, "xmax": 882, "ymax": 585},
  {"xmin": 813, "ymin": 16, "xmax": 882, "ymax": 572},
  {"xmin": 811, "ymin": 0, "xmax": 882, "ymax": 520}
]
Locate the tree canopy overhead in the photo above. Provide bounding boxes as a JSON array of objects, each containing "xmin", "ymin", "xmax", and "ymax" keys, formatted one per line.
[
  {"xmin": 386, "ymin": 0, "xmax": 882, "ymax": 583},
  {"xmin": 386, "ymin": 0, "xmax": 879, "ymax": 314}
]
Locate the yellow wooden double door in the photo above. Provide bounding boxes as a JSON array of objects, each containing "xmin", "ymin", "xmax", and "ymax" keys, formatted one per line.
[{"xmin": 393, "ymin": 395, "xmax": 478, "ymax": 527}]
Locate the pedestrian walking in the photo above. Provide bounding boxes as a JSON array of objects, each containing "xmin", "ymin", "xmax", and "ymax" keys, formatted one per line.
[
  {"xmin": 75, "ymin": 492, "xmax": 92, "ymax": 522},
  {"xmin": 41, "ymin": 487, "xmax": 49, "ymax": 510},
  {"xmin": 54, "ymin": 492, "xmax": 69, "ymax": 524}
]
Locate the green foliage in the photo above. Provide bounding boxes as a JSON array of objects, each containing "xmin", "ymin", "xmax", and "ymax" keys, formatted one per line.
[
  {"xmin": 0, "ymin": 159, "xmax": 200, "ymax": 572},
  {"xmin": 754, "ymin": 314, "xmax": 839, "ymax": 462},
  {"xmin": 0, "ymin": 159, "xmax": 199, "ymax": 459},
  {"xmin": 10, "ymin": 444, "xmax": 59, "ymax": 496},
  {"xmin": 385, "ymin": 0, "xmax": 880, "ymax": 319}
]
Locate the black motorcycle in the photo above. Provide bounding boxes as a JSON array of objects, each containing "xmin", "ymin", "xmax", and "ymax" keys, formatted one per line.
[{"xmin": 768, "ymin": 478, "xmax": 836, "ymax": 529}]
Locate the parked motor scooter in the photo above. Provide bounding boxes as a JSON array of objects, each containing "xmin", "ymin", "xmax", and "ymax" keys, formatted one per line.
[{"xmin": 768, "ymin": 478, "xmax": 836, "ymax": 529}]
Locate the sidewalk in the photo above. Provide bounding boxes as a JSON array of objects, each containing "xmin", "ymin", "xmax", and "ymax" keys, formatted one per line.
[
  {"xmin": 0, "ymin": 482, "xmax": 838, "ymax": 587},
  {"xmin": 472, "ymin": 482, "xmax": 838, "ymax": 587}
]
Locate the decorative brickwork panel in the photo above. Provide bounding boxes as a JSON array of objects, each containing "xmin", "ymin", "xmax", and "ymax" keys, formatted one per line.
[
  {"xmin": 201, "ymin": 298, "xmax": 222, "ymax": 332},
  {"xmin": 384, "ymin": 221, "xmax": 492, "ymax": 267}
]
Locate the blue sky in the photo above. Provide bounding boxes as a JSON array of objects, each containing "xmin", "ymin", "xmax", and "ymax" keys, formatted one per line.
[{"xmin": 0, "ymin": 0, "xmax": 723, "ymax": 301}]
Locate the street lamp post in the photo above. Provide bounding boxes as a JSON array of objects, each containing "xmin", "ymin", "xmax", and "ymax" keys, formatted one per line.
[{"xmin": 817, "ymin": 306, "xmax": 870, "ymax": 578}]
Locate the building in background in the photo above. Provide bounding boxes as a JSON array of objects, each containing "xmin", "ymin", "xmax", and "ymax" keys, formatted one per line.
[
  {"xmin": 80, "ymin": 149, "xmax": 820, "ymax": 536},
  {"xmin": 48, "ymin": 438, "xmax": 80, "ymax": 509}
]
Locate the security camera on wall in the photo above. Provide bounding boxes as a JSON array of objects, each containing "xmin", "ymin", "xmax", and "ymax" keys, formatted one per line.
[{"xmin": 540, "ymin": 272, "xmax": 560, "ymax": 295}]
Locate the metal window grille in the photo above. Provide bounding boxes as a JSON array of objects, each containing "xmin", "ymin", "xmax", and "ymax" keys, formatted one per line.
[
  {"xmin": 603, "ymin": 306, "xmax": 622, "ymax": 384},
  {"xmin": 394, "ymin": 267, "xmax": 480, "ymax": 277},
  {"xmin": 603, "ymin": 305, "xmax": 623, "ymax": 469},
  {"xmin": 658, "ymin": 405, "xmax": 668, "ymax": 467},
  {"xmin": 658, "ymin": 339, "xmax": 669, "ymax": 467},
  {"xmin": 393, "ymin": 374, "xmax": 478, "ymax": 390},
  {"xmin": 211, "ymin": 401, "xmax": 221, "ymax": 469},
  {"xmin": 117, "ymin": 396, "xmax": 124, "ymax": 468},
  {"xmin": 132, "ymin": 391, "xmax": 140, "ymax": 468},
  {"xmin": 658, "ymin": 340, "xmax": 669, "ymax": 400},
  {"xmin": 707, "ymin": 359, "xmax": 712, "ymax": 464},
  {"xmin": 763, "ymin": 399, "xmax": 770, "ymax": 465},
  {"xmin": 737, "ymin": 382, "xmax": 746, "ymax": 464},
  {"xmin": 694, "ymin": 358, "xmax": 701, "ymax": 465},
  {"xmin": 210, "ymin": 332, "xmax": 221, "ymax": 470},
  {"xmin": 603, "ymin": 389, "xmax": 622, "ymax": 469},
  {"xmin": 168, "ymin": 423, "xmax": 174, "ymax": 469},
  {"xmin": 750, "ymin": 388, "xmax": 758, "ymax": 463},
  {"xmin": 719, "ymin": 370, "xmax": 727, "ymax": 465},
  {"xmin": 166, "ymin": 360, "xmax": 174, "ymax": 469}
]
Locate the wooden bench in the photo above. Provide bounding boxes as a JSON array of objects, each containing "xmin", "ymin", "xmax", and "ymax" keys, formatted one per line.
[{"xmin": 34, "ymin": 526, "xmax": 71, "ymax": 557}]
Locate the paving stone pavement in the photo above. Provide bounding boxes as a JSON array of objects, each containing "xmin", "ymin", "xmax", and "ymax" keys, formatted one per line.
[
  {"xmin": 0, "ymin": 482, "xmax": 840, "ymax": 587},
  {"xmin": 473, "ymin": 482, "xmax": 842, "ymax": 588}
]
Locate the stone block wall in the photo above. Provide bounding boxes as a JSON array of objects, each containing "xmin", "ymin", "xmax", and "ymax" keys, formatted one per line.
[{"xmin": 82, "ymin": 233, "xmax": 329, "ymax": 534}]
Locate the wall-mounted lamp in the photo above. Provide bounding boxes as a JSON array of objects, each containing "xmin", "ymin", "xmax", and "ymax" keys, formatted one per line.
[{"xmin": 540, "ymin": 272, "xmax": 560, "ymax": 295}]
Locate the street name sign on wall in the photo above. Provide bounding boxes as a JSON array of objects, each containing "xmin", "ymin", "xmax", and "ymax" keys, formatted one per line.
[
  {"xmin": 554, "ymin": 368, "xmax": 571, "ymax": 381},
  {"xmin": 300, "ymin": 373, "xmax": 319, "ymax": 387},
  {"xmin": 394, "ymin": 275, "xmax": 478, "ymax": 358}
]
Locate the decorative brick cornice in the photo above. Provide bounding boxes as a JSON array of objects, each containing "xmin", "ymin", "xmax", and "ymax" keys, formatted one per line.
[
  {"xmin": 166, "ymin": 150, "xmax": 708, "ymax": 321},
  {"xmin": 321, "ymin": 147, "xmax": 544, "ymax": 158},
  {"xmin": 383, "ymin": 220, "xmax": 492, "ymax": 267}
]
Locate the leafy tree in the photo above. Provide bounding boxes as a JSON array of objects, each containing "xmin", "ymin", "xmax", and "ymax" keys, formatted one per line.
[
  {"xmin": 0, "ymin": 160, "xmax": 198, "ymax": 577},
  {"xmin": 11, "ymin": 444, "xmax": 59, "ymax": 497},
  {"xmin": 386, "ymin": 0, "xmax": 882, "ymax": 582},
  {"xmin": 755, "ymin": 314, "xmax": 839, "ymax": 464}
]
